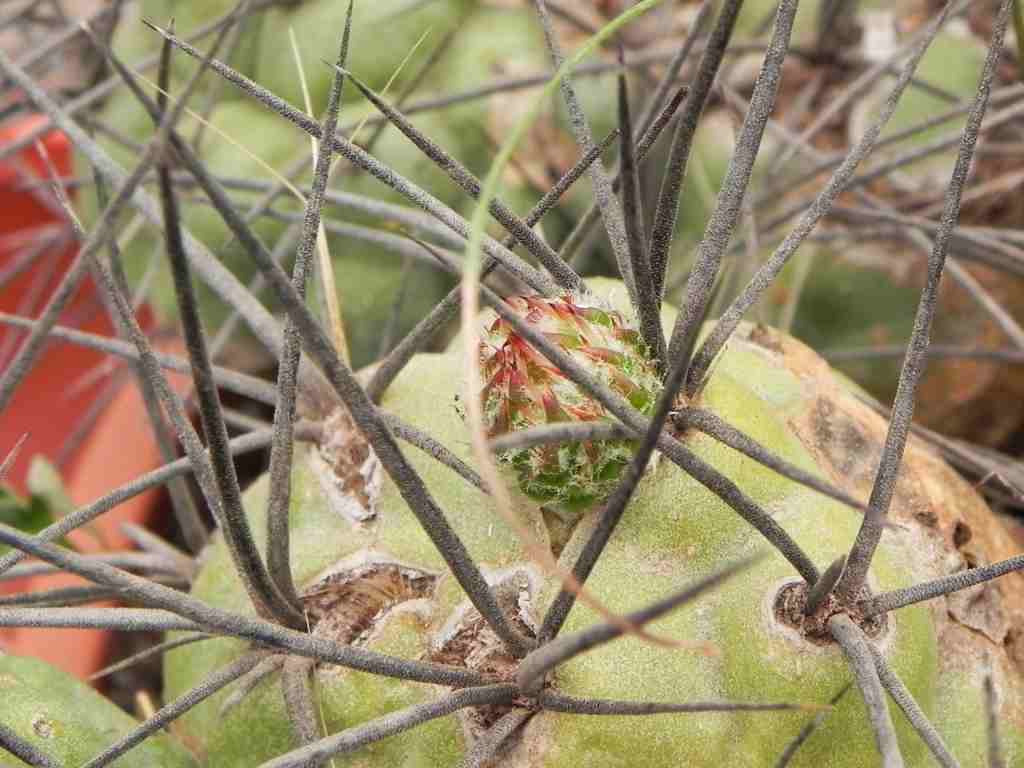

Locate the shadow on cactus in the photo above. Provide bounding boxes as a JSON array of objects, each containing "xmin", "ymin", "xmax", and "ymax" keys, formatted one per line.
[{"xmin": 0, "ymin": 1, "xmax": 1023, "ymax": 767}]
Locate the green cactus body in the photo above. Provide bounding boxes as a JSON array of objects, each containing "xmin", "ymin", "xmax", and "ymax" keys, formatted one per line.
[
  {"xmin": 861, "ymin": 28, "xmax": 988, "ymax": 185},
  {"xmin": 165, "ymin": 279, "xmax": 1023, "ymax": 766},
  {"xmin": 111, "ymin": 1, "xmax": 267, "ymax": 93},
  {"xmin": 164, "ymin": 350, "xmax": 546, "ymax": 765},
  {"xmin": 0, "ymin": 655, "xmax": 195, "ymax": 767},
  {"xmin": 255, "ymin": 0, "xmax": 474, "ymax": 110}
]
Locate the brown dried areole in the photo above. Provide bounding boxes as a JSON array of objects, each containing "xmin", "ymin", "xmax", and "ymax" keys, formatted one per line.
[
  {"xmin": 774, "ymin": 580, "xmax": 888, "ymax": 646},
  {"xmin": 301, "ymin": 558, "xmax": 438, "ymax": 650},
  {"xmin": 431, "ymin": 568, "xmax": 542, "ymax": 736}
]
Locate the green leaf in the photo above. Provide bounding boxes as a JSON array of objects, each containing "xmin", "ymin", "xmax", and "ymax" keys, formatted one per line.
[{"xmin": 0, "ymin": 457, "xmax": 75, "ymax": 554}]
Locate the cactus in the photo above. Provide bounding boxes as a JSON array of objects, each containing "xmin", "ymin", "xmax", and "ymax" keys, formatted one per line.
[
  {"xmin": 165, "ymin": 285, "xmax": 1024, "ymax": 766},
  {"xmin": 0, "ymin": 654, "xmax": 195, "ymax": 767},
  {"xmin": 0, "ymin": 1, "xmax": 1022, "ymax": 767},
  {"xmin": 478, "ymin": 289, "xmax": 664, "ymax": 508}
]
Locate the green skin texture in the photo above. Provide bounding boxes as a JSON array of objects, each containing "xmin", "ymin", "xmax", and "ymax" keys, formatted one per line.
[
  {"xmin": 164, "ymin": 278, "xmax": 1020, "ymax": 766},
  {"xmin": 254, "ymin": 0, "xmax": 475, "ymax": 111},
  {"xmin": 873, "ymin": 32, "xmax": 987, "ymax": 165},
  {"xmin": 114, "ymin": 1, "xmax": 267, "ymax": 89},
  {"xmin": 0, "ymin": 654, "xmax": 195, "ymax": 767}
]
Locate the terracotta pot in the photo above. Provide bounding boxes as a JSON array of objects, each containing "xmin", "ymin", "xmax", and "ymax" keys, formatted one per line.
[{"xmin": 0, "ymin": 114, "xmax": 185, "ymax": 681}]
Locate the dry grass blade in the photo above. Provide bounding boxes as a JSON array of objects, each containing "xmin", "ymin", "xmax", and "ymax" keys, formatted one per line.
[
  {"xmin": 835, "ymin": 0, "xmax": 1013, "ymax": 603},
  {"xmin": 289, "ymin": 27, "xmax": 350, "ymax": 365},
  {"xmin": 359, "ymin": 27, "xmax": 457, "ymax": 157},
  {"xmin": 0, "ymin": 434, "xmax": 28, "ymax": 483},
  {"xmin": 266, "ymin": 5, "xmax": 352, "ymax": 614}
]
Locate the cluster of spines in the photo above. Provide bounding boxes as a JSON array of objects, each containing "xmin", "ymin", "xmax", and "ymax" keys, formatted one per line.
[{"xmin": 479, "ymin": 293, "xmax": 661, "ymax": 506}]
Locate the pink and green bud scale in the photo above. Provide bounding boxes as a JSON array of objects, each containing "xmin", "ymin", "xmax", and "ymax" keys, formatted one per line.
[{"xmin": 478, "ymin": 292, "xmax": 663, "ymax": 508}]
